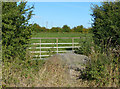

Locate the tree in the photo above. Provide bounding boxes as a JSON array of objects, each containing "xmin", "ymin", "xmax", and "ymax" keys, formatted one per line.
[
  {"xmin": 73, "ymin": 25, "xmax": 83, "ymax": 32},
  {"xmin": 87, "ymin": 27, "xmax": 92, "ymax": 33},
  {"xmin": 2, "ymin": 2, "xmax": 34, "ymax": 60},
  {"xmin": 82, "ymin": 28, "xmax": 89, "ymax": 33},
  {"xmin": 62, "ymin": 25, "xmax": 71, "ymax": 32},
  {"xmin": 50, "ymin": 27, "xmax": 61, "ymax": 32},
  {"xmin": 56, "ymin": 27, "xmax": 62, "ymax": 32},
  {"xmin": 31, "ymin": 23, "xmax": 42, "ymax": 32},
  {"xmin": 91, "ymin": 1, "xmax": 120, "ymax": 49}
]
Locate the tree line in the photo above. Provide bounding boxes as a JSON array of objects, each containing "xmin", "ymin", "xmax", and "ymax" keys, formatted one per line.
[{"xmin": 30, "ymin": 23, "xmax": 92, "ymax": 33}]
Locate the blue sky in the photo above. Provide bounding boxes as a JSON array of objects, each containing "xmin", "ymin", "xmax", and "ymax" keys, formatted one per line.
[{"xmin": 27, "ymin": 2, "xmax": 101, "ymax": 29}]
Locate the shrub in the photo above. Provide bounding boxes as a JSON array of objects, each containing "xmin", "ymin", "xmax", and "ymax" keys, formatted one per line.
[
  {"xmin": 2, "ymin": 2, "xmax": 34, "ymax": 60},
  {"xmin": 79, "ymin": 46, "xmax": 119, "ymax": 87},
  {"xmin": 91, "ymin": 1, "xmax": 120, "ymax": 49}
]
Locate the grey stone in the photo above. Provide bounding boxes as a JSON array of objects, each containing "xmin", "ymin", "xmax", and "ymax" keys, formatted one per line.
[{"xmin": 54, "ymin": 52, "xmax": 90, "ymax": 70}]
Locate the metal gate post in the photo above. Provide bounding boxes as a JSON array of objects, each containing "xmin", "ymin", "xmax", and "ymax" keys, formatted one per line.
[
  {"xmin": 40, "ymin": 39, "xmax": 41, "ymax": 59},
  {"xmin": 72, "ymin": 38, "xmax": 74, "ymax": 51},
  {"xmin": 56, "ymin": 38, "xmax": 58, "ymax": 53}
]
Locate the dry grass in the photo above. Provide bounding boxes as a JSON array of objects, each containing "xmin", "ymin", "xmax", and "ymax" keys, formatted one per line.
[{"xmin": 33, "ymin": 56, "xmax": 89, "ymax": 87}]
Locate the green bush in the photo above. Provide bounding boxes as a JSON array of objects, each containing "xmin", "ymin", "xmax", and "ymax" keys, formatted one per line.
[
  {"xmin": 2, "ymin": 2, "xmax": 34, "ymax": 60},
  {"xmin": 91, "ymin": 1, "xmax": 120, "ymax": 49},
  {"xmin": 81, "ymin": 1, "xmax": 120, "ymax": 86}
]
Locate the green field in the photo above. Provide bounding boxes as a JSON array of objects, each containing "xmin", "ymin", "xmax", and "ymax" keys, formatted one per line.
[
  {"xmin": 32, "ymin": 32, "xmax": 91, "ymax": 37},
  {"xmin": 30, "ymin": 32, "xmax": 93, "ymax": 43}
]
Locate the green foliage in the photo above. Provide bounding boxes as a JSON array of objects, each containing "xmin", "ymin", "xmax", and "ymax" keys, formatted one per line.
[
  {"xmin": 62, "ymin": 25, "xmax": 71, "ymax": 32},
  {"xmin": 85, "ymin": 2, "xmax": 120, "ymax": 86},
  {"xmin": 91, "ymin": 1, "xmax": 120, "ymax": 49},
  {"xmin": 73, "ymin": 25, "xmax": 83, "ymax": 32},
  {"xmin": 2, "ymin": 2, "xmax": 34, "ymax": 60},
  {"xmin": 0, "ymin": 1, "xmax": 1, "ymax": 61},
  {"xmin": 31, "ymin": 23, "xmax": 42, "ymax": 32},
  {"xmin": 51, "ymin": 27, "xmax": 62, "ymax": 32},
  {"xmin": 75, "ymin": 34, "xmax": 94, "ymax": 56}
]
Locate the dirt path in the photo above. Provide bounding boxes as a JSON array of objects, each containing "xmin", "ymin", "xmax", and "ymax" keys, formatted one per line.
[{"xmin": 34, "ymin": 54, "xmax": 90, "ymax": 87}]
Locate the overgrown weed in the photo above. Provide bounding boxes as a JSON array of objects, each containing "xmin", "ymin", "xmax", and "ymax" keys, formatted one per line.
[{"xmin": 2, "ymin": 50, "xmax": 45, "ymax": 87}]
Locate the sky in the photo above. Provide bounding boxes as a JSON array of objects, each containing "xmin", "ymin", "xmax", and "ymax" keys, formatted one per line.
[{"xmin": 27, "ymin": 2, "xmax": 102, "ymax": 29}]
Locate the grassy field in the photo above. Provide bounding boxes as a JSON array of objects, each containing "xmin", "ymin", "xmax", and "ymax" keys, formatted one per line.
[
  {"xmin": 30, "ymin": 32, "xmax": 93, "ymax": 43},
  {"xmin": 32, "ymin": 32, "xmax": 91, "ymax": 37}
]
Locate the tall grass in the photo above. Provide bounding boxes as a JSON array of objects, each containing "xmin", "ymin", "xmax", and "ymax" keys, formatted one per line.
[{"xmin": 2, "ymin": 50, "xmax": 45, "ymax": 87}]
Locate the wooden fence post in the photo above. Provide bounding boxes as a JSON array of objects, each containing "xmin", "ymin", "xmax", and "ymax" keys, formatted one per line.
[
  {"xmin": 40, "ymin": 39, "xmax": 41, "ymax": 59},
  {"xmin": 56, "ymin": 38, "xmax": 58, "ymax": 53},
  {"xmin": 72, "ymin": 38, "xmax": 74, "ymax": 51}
]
